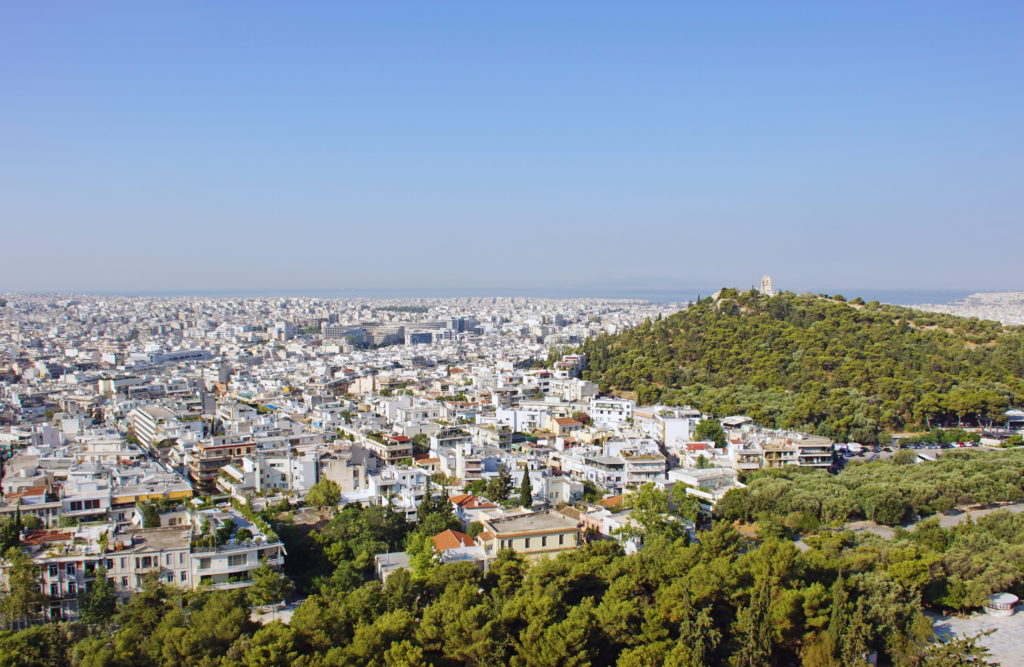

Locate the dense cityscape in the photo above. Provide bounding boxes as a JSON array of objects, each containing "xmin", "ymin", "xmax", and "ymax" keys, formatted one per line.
[
  {"xmin": 912, "ymin": 293, "xmax": 1024, "ymax": 327},
  {"xmin": 2, "ymin": 284, "xmax": 1024, "ymax": 663},
  {"xmin": 4, "ymin": 2, "xmax": 1023, "ymax": 664}
]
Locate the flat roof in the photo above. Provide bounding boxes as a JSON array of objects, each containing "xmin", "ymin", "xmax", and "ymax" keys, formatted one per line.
[
  {"xmin": 124, "ymin": 525, "xmax": 191, "ymax": 552},
  {"xmin": 486, "ymin": 510, "xmax": 579, "ymax": 536},
  {"xmin": 672, "ymin": 467, "xmax": 736, "ymax": 480}
]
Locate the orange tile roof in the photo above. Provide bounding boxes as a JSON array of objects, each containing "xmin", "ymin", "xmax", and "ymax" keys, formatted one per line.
[
  {"xmin": 431, "ymin": 529, "xmax": 475, "ymax": 552},
  {"xmin": 449, "ymin": 494, "xmax": 496, "ymax": 510},
  {"xmin": 21, "ymin": 529, "xmax": 73, "ymax": 546},
  {"xmin": 7, "ymin": 486, "xmax": 47, "ymax": 498}
]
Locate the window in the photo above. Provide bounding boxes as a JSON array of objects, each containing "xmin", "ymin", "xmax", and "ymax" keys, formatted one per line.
[
  {"xmin": 228, "ymin": 553, "xmax": 248, "ymax": 567},
  {"xmin": 120, "ymin": 558, "xmax": 127, "ymax": 569},
  {"xmin": 541, "ymin": 536, "xmax": 547, "ymax": 547},
  {"xmin": 179, "ymin": 552, "xmax": 185, "ymax": 565},
  {"xmin": 180, "ymin": 571, "xmax": 187, "ymax": 582},
  {"xmin": 70, "ymin": 501, "xmax": 83, "ymax": 512},
  {"xmin": 165, "ymin": 554, "xmax": 171, "ymax": 566},
  {"xmin": 198, "ymin": 558, "xmax": 211, "ymax": 570},
  {"xmin": 49, "ymin": 564, "xmax": 58, "ymax": 578},
  {"xmin": 121, "ymin": 577, "xmax": 128, "ymax": 588},
  {"xmin": 50, "ymin": 584, "xmax": 59, "ymax": 597},
  {"xmin": 67, "ymin": 583, "xmax": 77, "ymax": 596},
  {"xmin": 558, "ymin": 534, "xmax": 564, "ymax": 545},
  {"xmin": 66, "ymin": 564, "xmax": 76, "ymax": 576},
  {"xmin": 524, "ymin": 538, "xmax": 530, "ymax": 549}
]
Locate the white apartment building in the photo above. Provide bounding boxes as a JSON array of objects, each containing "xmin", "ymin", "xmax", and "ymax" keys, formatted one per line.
[
  {"xmin": 668, "ymin": 467, "xmax": 745, "ymax": 507},
  {"xmin": 589, "ymin": 397, "xmax": 635, "ymax": 427},
  {"xmin": 10, "ymin": 507, "xmax": 285, "ymax": 621},
  {"xmin": 216, "ymin": 452, "xmax": 320, "ymax": 499}
]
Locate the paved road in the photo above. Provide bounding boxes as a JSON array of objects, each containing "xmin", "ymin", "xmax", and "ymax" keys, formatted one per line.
[
  {"xmin": 845, "ymin": 501, "xmax": 1024, "ymax": 538},
  {"xmin": 794, "ymin": 501, "xmax": 1024, "ymax": 550}
]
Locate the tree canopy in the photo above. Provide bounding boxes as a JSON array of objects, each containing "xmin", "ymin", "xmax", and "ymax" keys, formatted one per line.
[
  {"xmin": 0, "ymin": 526, "xmax": 998, "ymax": 665},
  {"xmin": 581, "ymin": 290, "xmax": 1024, "ymax": 441},
  {"xmin": 305, "ymin": 479, "xmax": 341, "ymax": 511},
  {"xmin": 693, "ymin": 419, "xmax": 727, "ymax": 447},
  {"xmin": 716, "ymin": 449, "xmax": 1024, "ymax": 528}
]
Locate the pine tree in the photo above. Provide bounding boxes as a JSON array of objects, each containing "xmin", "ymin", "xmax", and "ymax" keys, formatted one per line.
[
  {"xmin": 248, "ymin": 560, "xmax": 295, "ymax": 607},
  {"xmin": 418, "ymin": 477, "xmax": 437, "ymax": 517},
  {"xmin": 488, "ymin": 465, "xmax": 513, "ymax": 501},
  {"xmin": 78, "ymin": 566, "xmax": 118, "ymax": 626},
  {"xmin": 839, "ymin": 598, "xmax": 872, "ymax": 666},
  {"xmin": 1, "ymin": 547, "xmax": 47, "ymax": 625},
  {"xmin": 731, "ymin": 579, "xmax": 774, "ymax": 666}
]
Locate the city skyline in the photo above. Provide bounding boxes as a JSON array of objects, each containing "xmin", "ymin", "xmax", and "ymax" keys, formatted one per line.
[{"xmin": 2, "ymin": 2, "xmax": 1022, "ymax": 293}]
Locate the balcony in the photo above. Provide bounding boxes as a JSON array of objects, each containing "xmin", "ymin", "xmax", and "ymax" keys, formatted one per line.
[
  {"xmin": 208, "ymin": 579, "xmax": 254, "ymax": 591},
  {"xmin": 195, "ymin": 559, "xmax": 256, "ymax": 577}
]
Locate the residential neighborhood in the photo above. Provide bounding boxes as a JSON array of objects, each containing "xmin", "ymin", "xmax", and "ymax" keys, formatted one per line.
[
  {"xmin": 0, "ymin": 292, "xmax": 869, "ymax": 621},
  {"xmin": 2, "ymin": 292, "xmax": 1021, "ymax": 629}
]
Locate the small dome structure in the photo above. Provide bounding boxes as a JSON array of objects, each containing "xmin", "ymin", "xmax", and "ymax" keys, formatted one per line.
[{"xmin": 986, "ymin": 593, "xmax": 1018, "ymax": 617}]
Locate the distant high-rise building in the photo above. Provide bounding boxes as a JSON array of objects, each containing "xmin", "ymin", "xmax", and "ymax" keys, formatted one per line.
[
  {"xmin": 759, "ymin": 275, "xmax": 776, "ymax": 296},
  {"xmin": 269, "ymin": 321, "xmax": 296, "ymax": 341}
]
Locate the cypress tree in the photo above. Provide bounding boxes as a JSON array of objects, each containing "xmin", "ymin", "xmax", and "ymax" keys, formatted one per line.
[{"xmin": 519, "ymin": 471, "xmax": 533, "ymax": 508}]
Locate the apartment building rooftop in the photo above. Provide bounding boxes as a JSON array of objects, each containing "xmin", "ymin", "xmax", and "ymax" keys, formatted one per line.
[{"xmin": 483, "ymin": 509, "xmax": 579, "ymax": 537}]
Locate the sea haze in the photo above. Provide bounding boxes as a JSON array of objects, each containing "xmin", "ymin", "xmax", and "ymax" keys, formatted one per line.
[{"xmin": 85, "ymin": 287, "xmax": 978, "ymax": 306}]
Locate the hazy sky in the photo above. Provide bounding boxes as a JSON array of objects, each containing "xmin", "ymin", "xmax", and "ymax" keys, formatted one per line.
[{"xmin": 2, "ymin": 2, "xmax": 1022, "ymax": 295}]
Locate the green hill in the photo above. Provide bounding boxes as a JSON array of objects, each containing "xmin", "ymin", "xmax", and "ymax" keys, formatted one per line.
[{"xmin": 581, "ymin": 289, "xmax": 1024, "ymax": 442}]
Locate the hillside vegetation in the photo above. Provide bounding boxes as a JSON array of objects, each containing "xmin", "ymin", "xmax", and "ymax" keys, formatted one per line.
[
  {"xmin": 582, "ymin": 289, "xmax": 1024, "ymax": 442},
  {"xmin": 716, "ymin": 449, "xmax": 1024, "ymax": 528},
  {"xmin": 0, "ymin": 528, "xmax": 994, "ymax": 665}
]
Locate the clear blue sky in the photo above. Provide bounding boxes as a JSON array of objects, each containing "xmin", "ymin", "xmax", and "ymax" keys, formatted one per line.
[{"xmin": 2, "ymin": 2, "xmax": 1022, "ymax": 296}]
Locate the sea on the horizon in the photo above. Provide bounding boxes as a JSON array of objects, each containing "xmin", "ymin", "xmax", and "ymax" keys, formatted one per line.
[{"xmin": 99, "ymin": 287, "xmax": 978, "ymax": 306}]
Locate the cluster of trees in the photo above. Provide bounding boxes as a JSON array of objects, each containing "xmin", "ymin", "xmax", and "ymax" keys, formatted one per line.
[
  {"xmin": 796, "ymin": 508, "xmax": 1024, "ymax": 614},
  {"xmin": 0, "ymin": 530, "xmax": 995, "ymax": 665},
  {"xmin": 693, "ymin": 419, "xmax": 727, "ymax": 447},
  {"xmin": 716, "ymin": 449, "xmax": 1024, "ymax": 529},
  {"xmin": 305, "ymin": 504, "xmax": 412, "ymax": 592},
  {"xmin": 616, "ymin": 483, "xmax": 702, "ymax": 544},
  {"xmin": 581, "ymin": 290, "xmax": 1024, "ymax": 441},
  {"xmin": 0, "ymin": 514, "xmax": 42, "ymax": 552},
  {"xmin": 486, "ymin": 465, "xmax": 513, "ymax": 503},
  {"xmin": 305, "ymin": 479, "xmax": 341, "ymax": 511},
  {"xmin": 465, "ymin": 466, "xmax": 532, "ymax": 508}
]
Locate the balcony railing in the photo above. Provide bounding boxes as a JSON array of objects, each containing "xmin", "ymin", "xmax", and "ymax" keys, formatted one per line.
[
  {"xmin": 192, "ymin": 539, "xmax": 282, "ymax": 554},
  {"xmin": 208, "ymin": 579, "xmax": 254, "ymax": 590}
]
